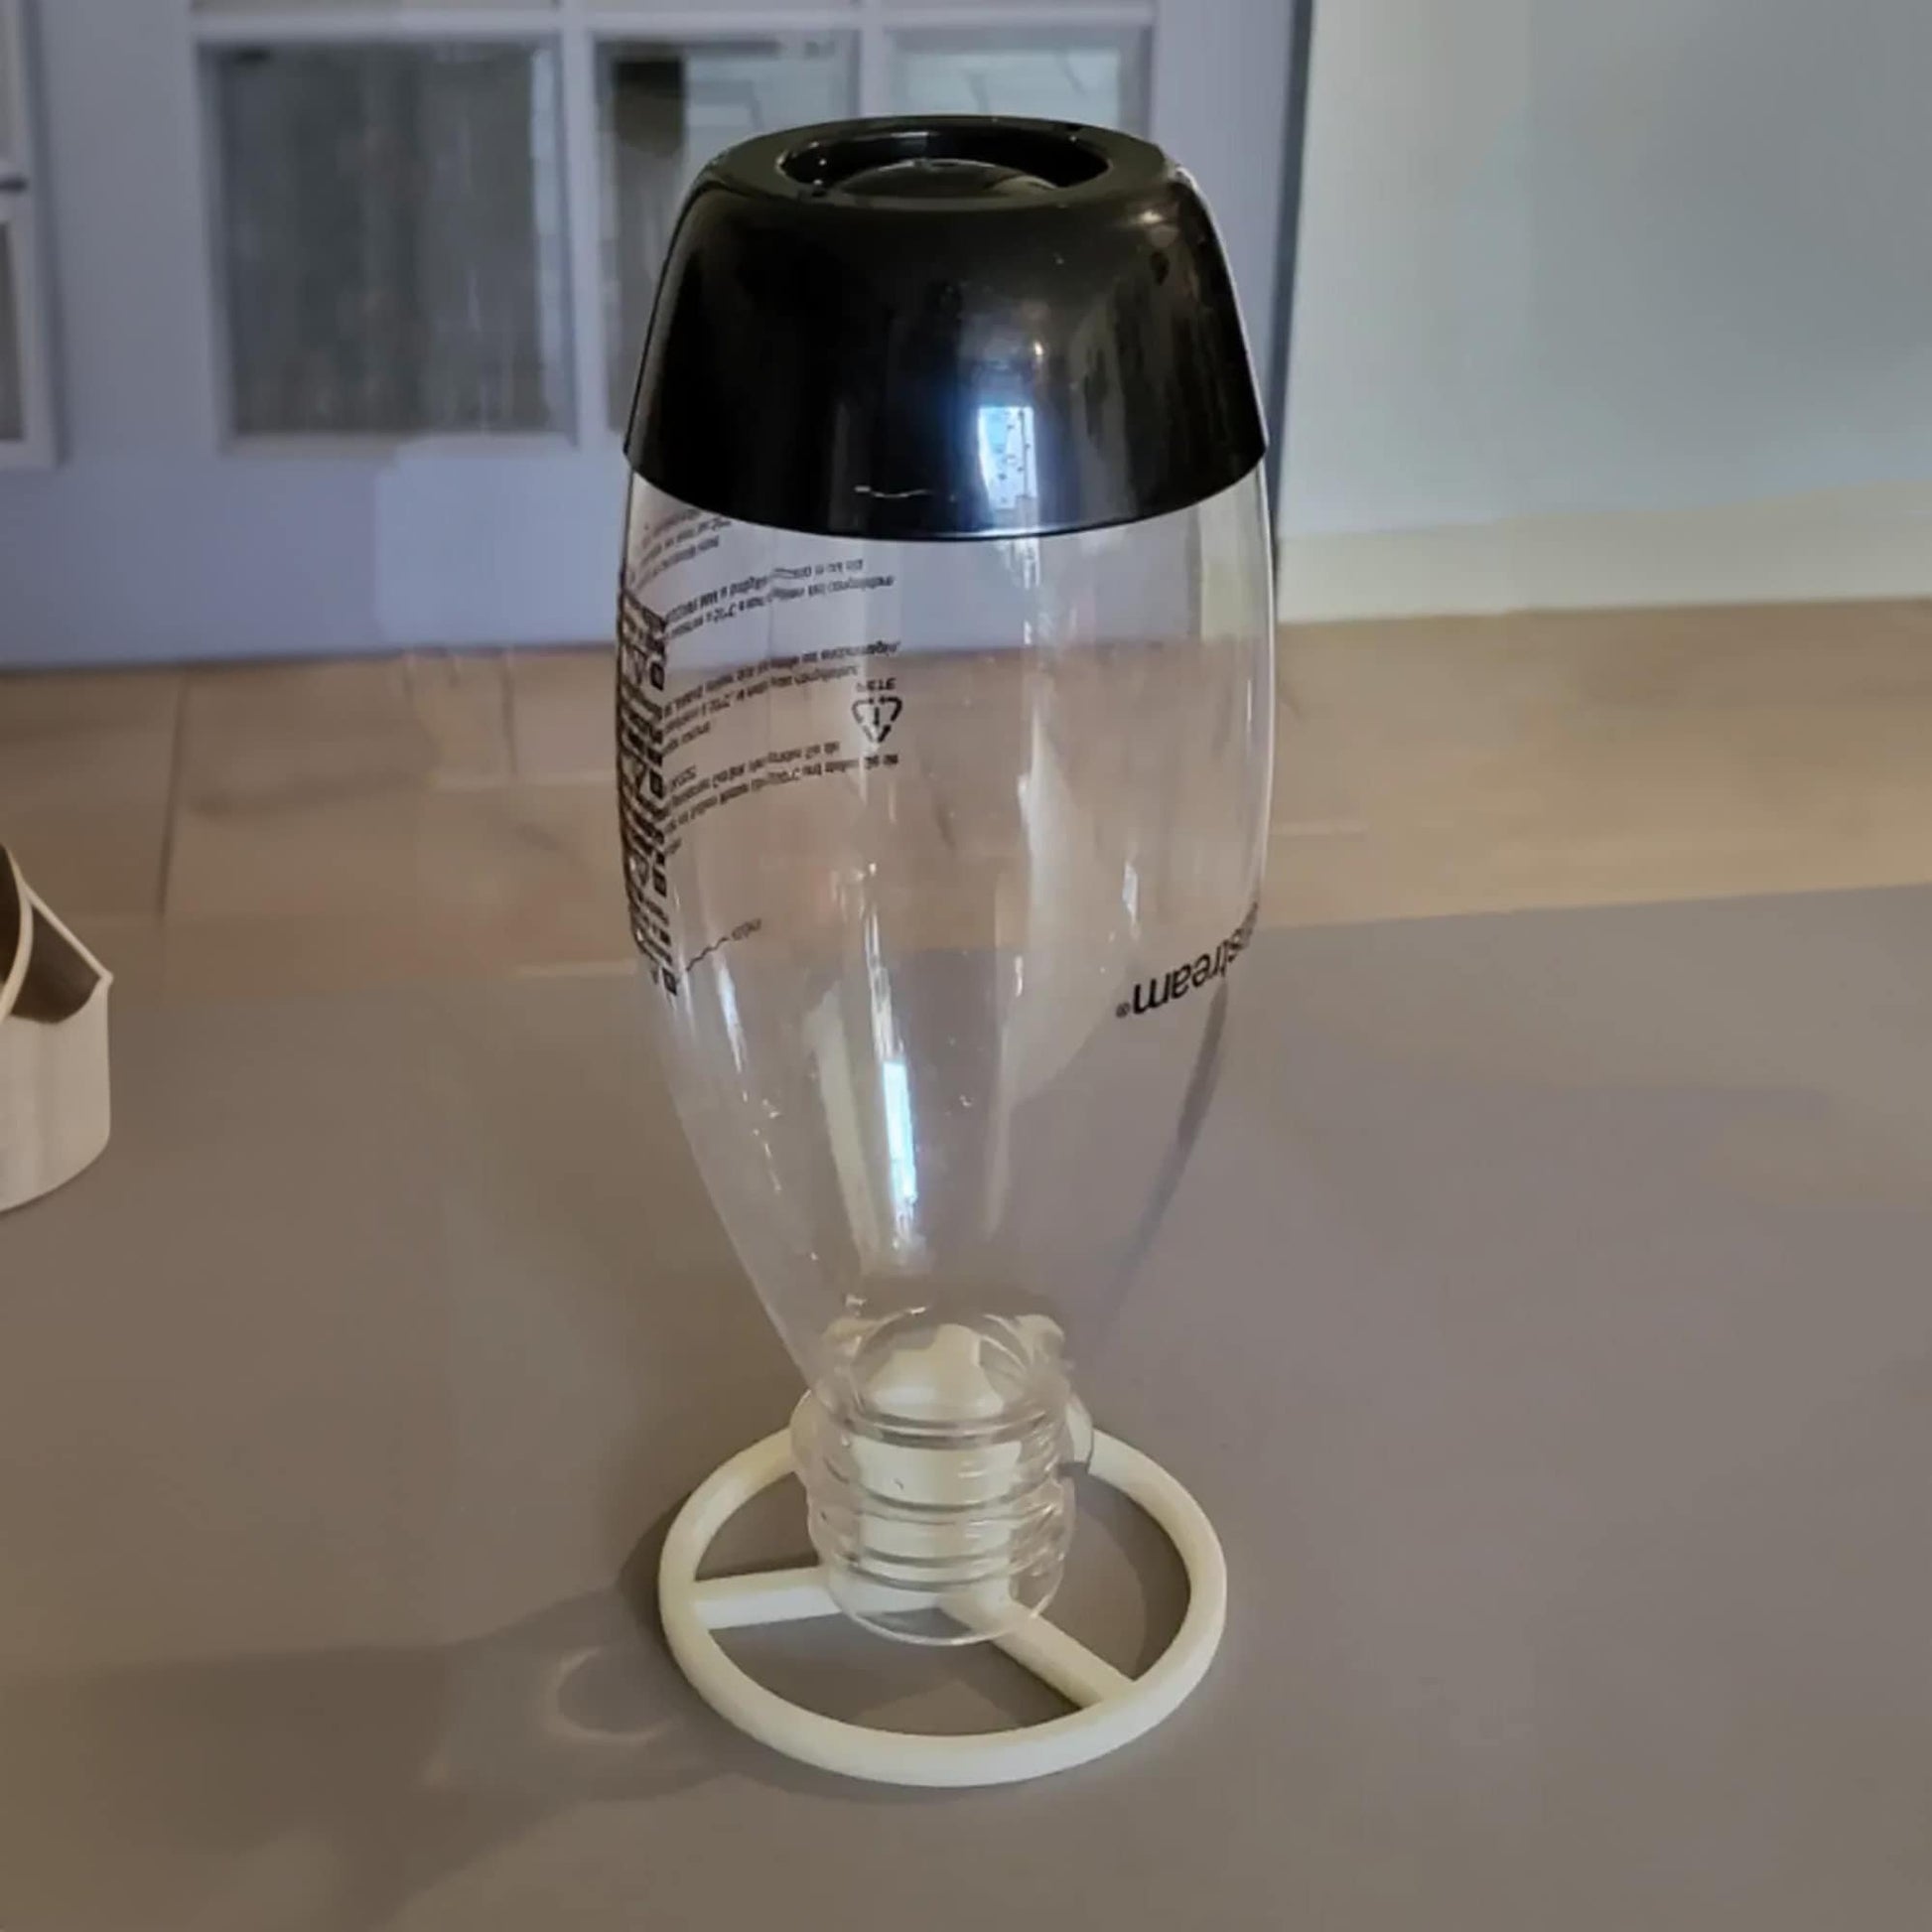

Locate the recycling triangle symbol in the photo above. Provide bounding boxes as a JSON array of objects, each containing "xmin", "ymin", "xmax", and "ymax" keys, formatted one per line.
[{"xmin": 852, "ymin": 694, "xmax": 903, "ymax": 747}]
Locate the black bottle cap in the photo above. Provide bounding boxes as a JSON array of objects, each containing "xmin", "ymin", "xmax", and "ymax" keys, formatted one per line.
[{"xmin": 625, "ymin": 116, "xmax": 1265, "ymax": 542}]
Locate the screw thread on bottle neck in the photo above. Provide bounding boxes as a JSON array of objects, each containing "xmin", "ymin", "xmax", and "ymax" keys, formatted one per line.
[{"xmin": 789, "ymin": 1314, "xmax": 1087, "ymax": 1644}]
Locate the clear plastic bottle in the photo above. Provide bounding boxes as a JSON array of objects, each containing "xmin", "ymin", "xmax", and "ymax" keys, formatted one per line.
[{"xmin": 618, "ymin": 116, "xmax": 1273, "ymax": 1643}]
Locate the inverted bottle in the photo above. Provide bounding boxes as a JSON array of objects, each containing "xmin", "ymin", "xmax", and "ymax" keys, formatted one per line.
[{"xmin": 619, "ymin": 116, "xmax": 1274, "ymax": 1643}]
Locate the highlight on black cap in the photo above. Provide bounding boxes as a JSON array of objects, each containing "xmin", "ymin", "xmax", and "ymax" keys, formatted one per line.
[{"xmin": 625, "ymin": 116, "xmax": 1266, "ymax": 542}]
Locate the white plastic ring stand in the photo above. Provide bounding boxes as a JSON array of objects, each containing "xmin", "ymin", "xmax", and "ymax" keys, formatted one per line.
[{"xmin": 658, "ymin": 1427, "xmax": 1227, "ymax": 1787}]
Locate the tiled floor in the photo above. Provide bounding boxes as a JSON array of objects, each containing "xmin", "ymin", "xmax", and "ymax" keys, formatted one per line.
[{"xmin": 5, "ymin": 602, "xmax": 1932, "ymax": 1003}]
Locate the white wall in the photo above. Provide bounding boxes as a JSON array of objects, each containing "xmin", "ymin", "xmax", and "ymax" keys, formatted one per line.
[
  {"xmin": 1279, "ymin": 0, "xmax": 1932, "ymax": 615},
  {"xmin": 0, "ymin": 0, "xmax": 621, "ymax": 668}
]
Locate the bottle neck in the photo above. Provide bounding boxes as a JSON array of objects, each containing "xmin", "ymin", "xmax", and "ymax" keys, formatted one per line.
[{"xmin": 789, "ymin": 1314, "xmax": 1090, "ymax": 1644}]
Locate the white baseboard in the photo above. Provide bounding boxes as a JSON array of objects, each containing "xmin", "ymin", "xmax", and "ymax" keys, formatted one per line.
[{"xmin": 1277, "ymin": 483, "xmax": 1932, "ymax": 621}]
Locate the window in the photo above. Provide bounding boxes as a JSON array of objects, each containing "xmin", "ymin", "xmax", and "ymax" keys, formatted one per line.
[
  {"xmin": 207, "ymin": 42, "xmax": 570, "ymax": 438},
  {"xmin": 0, "ymin": 0, "xmax": 52, "ymax": 465},
  {"xmin": 598, "ymin": 37, "xmax": 855, "ymax": 426},
  {"xmin": 889, "ymin": 28, "xmax": 1150, "ymax": 131}
]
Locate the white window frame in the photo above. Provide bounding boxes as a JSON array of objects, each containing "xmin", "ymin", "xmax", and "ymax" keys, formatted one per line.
[{"xmin": 186, "ymin": 0, "xmax": 1166, "ymax": 456}]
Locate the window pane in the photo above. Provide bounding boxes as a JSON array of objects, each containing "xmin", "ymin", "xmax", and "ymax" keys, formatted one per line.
[
  {"xmin": 890, "ymin": 29, "xmax": 1149, "ymax": 131},
  {"xmin": 600, "ymin": 37, "xmax": 854, "ymax": 427},
  {"xmin": 0, "ymin": 225, "xmax": 23, "ymax": 442},
  {"xmin": 208, "ymin": 43, "xmax": 570, "ymax": 438}
]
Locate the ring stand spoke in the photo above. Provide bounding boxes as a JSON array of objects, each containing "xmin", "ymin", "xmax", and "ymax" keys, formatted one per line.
[{"xmin": 659, "ymin": 1428, "xmax": 1227, "ymax": 1787}]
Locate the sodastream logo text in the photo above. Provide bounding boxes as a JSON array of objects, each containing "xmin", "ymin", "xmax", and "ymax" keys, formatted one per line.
[{"xmin": 1116, "ymin": 902, "xmax": 1260, "ymax": 1020}]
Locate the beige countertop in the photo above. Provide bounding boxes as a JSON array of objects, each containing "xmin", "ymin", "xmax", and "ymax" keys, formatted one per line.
[{"xmin": 3, "ymin": 887, "xmax": 1930, "ymax": 1930}]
